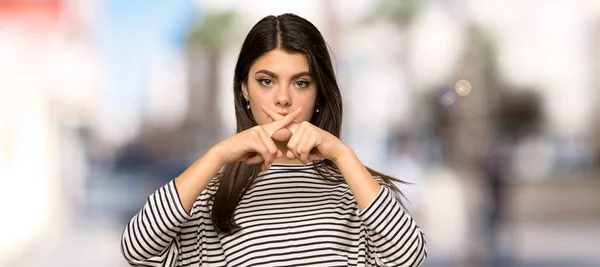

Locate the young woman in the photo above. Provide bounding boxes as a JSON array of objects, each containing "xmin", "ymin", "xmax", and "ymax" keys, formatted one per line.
[{"xmin": 121, "ymin": 13, "xmax": 427, "ymax": 267}]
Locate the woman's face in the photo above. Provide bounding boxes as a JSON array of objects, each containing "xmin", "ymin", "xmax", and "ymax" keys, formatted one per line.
[{"xmin": 242, "ymin": 48, "xmax": 318, "ymax": 142}]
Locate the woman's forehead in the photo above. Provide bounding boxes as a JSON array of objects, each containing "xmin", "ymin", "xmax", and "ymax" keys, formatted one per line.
[{"xmin": 250, "ymin": 49, "xmax": 309, "ymax": 75}]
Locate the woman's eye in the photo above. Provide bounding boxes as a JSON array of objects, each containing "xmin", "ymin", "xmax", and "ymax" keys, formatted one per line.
[
  {"xmin": 295, "ymin": 80, "xmax": 310, "ymax": 88},
  {"xmin": 258, "ymin": 79, "xmax": 273, "ymax": 87}
]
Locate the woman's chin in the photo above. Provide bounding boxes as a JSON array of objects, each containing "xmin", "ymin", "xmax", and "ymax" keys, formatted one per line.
[{"xmin": 271, "ymin": 129, "xmax": 292, "ymax": 142}]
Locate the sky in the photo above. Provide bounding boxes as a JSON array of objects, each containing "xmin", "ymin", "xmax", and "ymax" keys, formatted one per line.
[{"xmin": 94, "ymin": 0, "xmax": 197, "ymax": 144}]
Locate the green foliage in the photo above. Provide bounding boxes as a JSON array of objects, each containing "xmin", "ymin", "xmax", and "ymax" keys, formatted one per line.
[
  {"xmin": 365, "ymin": 0, "xmax": 422, "ymax": 27},
  {"xmin": 187, "ymin": 11, "xmax": 241, "ymax": 53}
]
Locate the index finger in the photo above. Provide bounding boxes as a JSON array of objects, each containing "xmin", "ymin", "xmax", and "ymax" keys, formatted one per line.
[
  {"xmin": 261, "ymin": 105, "xmax": 301, "ymax": 133},
  {"xmin": 261, "ymin": 105, "xmax": 284, "ymax": 121},
  {"xmin": 262, "ymin": 106, "xmax": 302, "ymax": 137}
]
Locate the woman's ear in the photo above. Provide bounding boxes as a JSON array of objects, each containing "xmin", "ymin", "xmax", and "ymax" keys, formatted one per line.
[{"xmin": 241, "ymin": 83, "xmax": 249, "ymax": 101}]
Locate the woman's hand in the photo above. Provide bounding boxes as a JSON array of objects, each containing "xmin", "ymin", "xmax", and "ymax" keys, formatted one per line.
[
  {"xmin": 261, "ymin": 105, "xmax": 349, "ymax": 164},
  {"xmin": 213, "ymin": 106, "xmax": 303, "ymax": 170}
]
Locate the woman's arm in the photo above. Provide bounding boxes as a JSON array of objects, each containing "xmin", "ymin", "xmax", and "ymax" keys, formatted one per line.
[
  {"xmin": 334, "ymin": 147, "xmax": 427, "ymax": 267},
  {"xmin": 120, "ymin": 181, "xmax": 193, "ymax": 266},
  {"xmin": 174, "ymin": 147, "xmax": 224, "ymax": 213},
  {"xmin": 121, "ymin": 113, "xmax": 300, "ymax": 265},
  {"xmin": 255, "ymin": 109, "xmax": 427, "ymax": 266},
  {"xmin": 332, "ymin": 146, "xmax": 382, "ymax": 210},
  {"xmin": 121, "ymin": 148, "xmax": 223, "ymax": 266}
]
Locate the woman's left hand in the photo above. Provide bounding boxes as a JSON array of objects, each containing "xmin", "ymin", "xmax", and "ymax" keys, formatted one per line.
[{"xmin": 261, "ymin": 105, "xmax": 348, "ymax": 164}]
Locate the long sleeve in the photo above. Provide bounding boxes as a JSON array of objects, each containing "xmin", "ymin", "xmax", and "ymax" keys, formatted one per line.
[
  {"xmin": 121, "ymin": 180, "xmax": 194, "ymax": 266},
  {"xmin": 358, "ymin": 186, "xmax": 427, "ymax": 267}
]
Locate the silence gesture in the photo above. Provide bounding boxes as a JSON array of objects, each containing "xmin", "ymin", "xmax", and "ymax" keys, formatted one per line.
[
  {"xmin": 260, "ymin": 105, "xmax": 348, "ymax": 164},
  {"xmin": 214, "ymin": 106, "xmax": 303, "ymax": 170}
]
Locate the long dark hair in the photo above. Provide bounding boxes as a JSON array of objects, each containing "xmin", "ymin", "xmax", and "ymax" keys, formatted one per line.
[{"xmin": 211, "ymin": 13, "xmax": 407, "ymax": 234}]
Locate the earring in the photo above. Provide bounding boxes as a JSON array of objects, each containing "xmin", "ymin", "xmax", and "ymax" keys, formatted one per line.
[
  {"xmin": 245, "ymin": 100, "xmax": 250, "ymax": 110},
  {"xmin": 315, "ymin": 103, "xmax": 320, "ymax": 113}
]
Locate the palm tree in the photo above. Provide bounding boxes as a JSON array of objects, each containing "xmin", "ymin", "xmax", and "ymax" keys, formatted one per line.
[{"xmin": 183, "ymin": 11, "xmax": 241, "ymax": 155}]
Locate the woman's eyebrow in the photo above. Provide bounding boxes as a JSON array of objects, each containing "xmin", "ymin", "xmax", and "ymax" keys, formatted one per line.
[
  {"xmin": 255, "ymin": 69, "xmax": 311, "ymax": 80},
  {"xmin": 290, "ymin": 71, "xmax": 311, "ymax": 80}
]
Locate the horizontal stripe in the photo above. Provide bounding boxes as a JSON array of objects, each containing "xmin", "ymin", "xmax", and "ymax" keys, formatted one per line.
[{"xmin": 121, "ymin": 162, "xmax": 427, "ymax": 266}]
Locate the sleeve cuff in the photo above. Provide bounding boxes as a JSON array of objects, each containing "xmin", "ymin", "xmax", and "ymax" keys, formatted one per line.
[
  {"xmin": 357, "ymin": 185, "xmax": 408, "ymax": 231},
  {"xmin": 357, "ymin": 185, "xmax": 387, "ymax": 219},
  {"xmin": 168, "ymin": 180, "xmax": 194, "ymax": 221}
]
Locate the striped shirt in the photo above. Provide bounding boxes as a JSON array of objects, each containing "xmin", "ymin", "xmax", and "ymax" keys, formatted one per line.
[{"xmin": 121, "ymin": 162, "xmax": 427, "ymax": 266}]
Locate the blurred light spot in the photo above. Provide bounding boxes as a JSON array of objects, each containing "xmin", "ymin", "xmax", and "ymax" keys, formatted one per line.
[
  {"xmin": 454, "ymin": 79, "xmax": 472, "ymax": 96},
  {"xmin": 439, "ymin": 88, "xmax": 458, "ymax": 108}
]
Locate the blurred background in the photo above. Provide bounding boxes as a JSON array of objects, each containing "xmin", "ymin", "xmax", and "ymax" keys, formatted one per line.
[{"xmin": 1, "ymin": 0, "xmax": 600, "ymax": 266}]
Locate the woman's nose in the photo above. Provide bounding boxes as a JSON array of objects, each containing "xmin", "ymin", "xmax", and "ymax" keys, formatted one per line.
[{"xmin": 275, "ymin": 88, "xmax": 291, "ymax": 107}]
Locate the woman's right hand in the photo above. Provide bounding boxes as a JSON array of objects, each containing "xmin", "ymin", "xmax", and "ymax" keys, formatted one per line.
[{"xmin": 213, "ymin": 106, "xmax": 302, "ymax": 170}]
